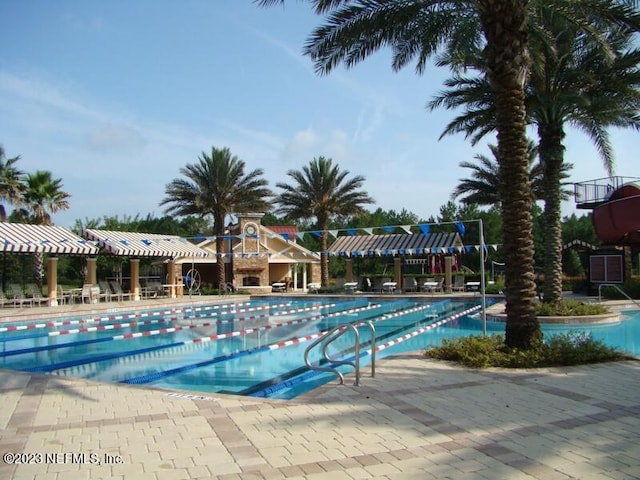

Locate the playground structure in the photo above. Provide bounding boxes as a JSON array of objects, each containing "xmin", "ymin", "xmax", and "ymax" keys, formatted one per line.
[{"xmin": 575, "ymin": 176, "xmax": 640, "ymax": 246}]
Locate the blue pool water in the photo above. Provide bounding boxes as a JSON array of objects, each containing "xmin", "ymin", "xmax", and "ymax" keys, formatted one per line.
[{"xmin": 0, "ymin": 298, "xmax": 638, "ymax": 399}]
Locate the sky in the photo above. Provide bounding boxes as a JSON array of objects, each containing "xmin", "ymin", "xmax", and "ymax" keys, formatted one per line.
[{"xmin": 1, "ymin": 1, "xmax": 638, "ymax": 229}]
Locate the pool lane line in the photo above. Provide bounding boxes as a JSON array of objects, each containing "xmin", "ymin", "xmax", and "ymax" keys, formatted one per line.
[
  {"xmin": 0, "ymin": 299, "xmax": 264, "ymax": 334},
  {"xmin": 121, "ymin": 303, "xmax": 385, "ymax": 385},
  {"xmin": 5, "ymin": 302, "xmax": 379, "ymax": 360},
  {"xmin": 249, "ymin": 304, "xmax": 481, "ymax": 397},
  {"xmin": 120, "ymin": 302, "xmax": 422, "ymax": 385},
  {"xmin": 182, "ymin": 301, "xmax": 292, "ymax": 320},
  {"xmin": 0, "ymin": 311, "xmax": 175, "ymax": 333},
  {"xmin": 3, "ymin": 301, "xmax": 343, "ymax": 352},
  {"xmin": 0, "ymin": 300, "xmax": 294, "ymax": 341},
  {"xmin": 53, "ymin": 303, "xmax": 385, "ymax": 379},
  {"xmin": 367, "ymin": 304, "xmax": 483, "ymax": 355},
  {"xmin": 22, "ymin": 303, "xmax": 377, "ymax": 373},
  {"xmin": 181, "ymin": 300, "xmax": 339, "ymax": 323}
]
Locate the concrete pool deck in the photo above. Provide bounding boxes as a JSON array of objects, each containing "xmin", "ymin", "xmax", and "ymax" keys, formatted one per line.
[{"xmin": 1, "ymin": 295, "xmax": 639, "ymax": 479}]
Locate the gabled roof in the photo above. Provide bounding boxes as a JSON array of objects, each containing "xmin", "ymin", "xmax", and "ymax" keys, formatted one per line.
[
  {"xmin": 0, "ymin": 222, "xmax": 99, "ymax": 255},
  {"xmin": 84, "ymin": 229, "xmax": 211, "ymax": 258},
  {"xmin": 267, "ymin": 225, "xmax": 299, "ymax": 239},
  {"xmin": 329, "ymin": 232, "xmax": 463, "ymax": 256}
]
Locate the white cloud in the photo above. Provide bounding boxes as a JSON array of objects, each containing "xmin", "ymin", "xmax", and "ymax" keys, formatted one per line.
[
  {"xmin": 86, "ymin": 123, "xmax": 146, "ymax": 153},
  {"xmin": 281, "ymin": 128, "xmax": 319, "ymax": 162}
]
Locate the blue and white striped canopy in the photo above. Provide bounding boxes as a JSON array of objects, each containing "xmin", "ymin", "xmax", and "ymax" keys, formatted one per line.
[
  {"xmin": 0, "ymin": 223, "xmax": 99, "ymax": 255},
  {"xmin": 84, "ymin": 229, "xmax": 211, "ymax": 258}
]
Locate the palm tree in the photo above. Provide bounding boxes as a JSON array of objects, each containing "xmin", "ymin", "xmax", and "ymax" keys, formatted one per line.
[
  {"xmin": 258, "ymin": 0, "xmax": 640, "ymax": 348},
  {"xmin": 452, "ymin": 142, "xmax": 573, "ymax": 206},
  {"xmin": 0, "ymin": 146, "xmax": 25, "ymax": 222},
  {"xmin": 431, "ymin": 22, "xmax": 640, "ymax": 303},
  {"xmin": 160, "ymin": 147, "xmax": 273, "ymax": 288},
  {"xmin": 15, "ymin": 171, "xmax": 71, "ymax": 289},
  {"xmin": 275, "ymin": 157, "xmax": 374, "ymax": 287}
]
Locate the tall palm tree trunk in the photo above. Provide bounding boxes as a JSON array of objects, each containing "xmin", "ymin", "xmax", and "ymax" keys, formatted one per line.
[
  {"xmin": 539, "ymin": 124, "xmax": 565, "ymax": 303},
  {"xmin": 480, "ymin": 0, "xmax": 541, "ymax": 349},
  {"xmin": 33, "ymin": 252, "xmax": 44, "ymax": 291},
  {"xmin": 319, "ymin": 214, "xmax": 329, "ymax": 287},
  {"xmin": 214, "ymin": 215, "xmax": 226, "ymax": 289}
]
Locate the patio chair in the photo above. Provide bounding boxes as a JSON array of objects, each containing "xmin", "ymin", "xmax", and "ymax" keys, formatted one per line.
[
  {"xmin": 56, "ymin": 286, "xmax": 73, "ymax": 305},
  {"xmin": 110, "ymin": 281, "xmax": 134, "ymax": 301},
  {"xmin": 0, "ymin": 290, "xmax": 15, "ymax": 308},
  {"xmin": 403, "ymin": 276, "xmax": 418, "ymax": 293},
  {"xmin": 8, "ymin": 284, "xmax": 32, "ymax": 307},
  {"xmin": 452, "ymin": 275, "xmax": 466, "ymax": 292},
  {"xmin": 81, "ymin": 284, "xmax": 95, "ymax": 303},
  {"xmin": 26, "ymin": 284, "xmax": 49, "ymax": 306},
  {"xmin": 99, "ymin": 281, "xmax": 118, "ymax": 302}
]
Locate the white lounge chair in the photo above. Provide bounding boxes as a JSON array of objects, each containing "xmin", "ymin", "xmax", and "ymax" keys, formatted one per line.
[
  {"xmin": 343, "ymin": 282, "xmax": 359, "ymax": 294},
  {"xmin": 382, "ymin": 281, "xmax": 397, "ymax": 294},
  {"xmin": 422, "ymin": 277, "xmax": 443, "ymax": 293}
]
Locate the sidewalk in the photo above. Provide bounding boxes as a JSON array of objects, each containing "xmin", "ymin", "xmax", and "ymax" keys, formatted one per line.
[{"xmin": 2, "ymin": 354, "xmax": 639, "ymax": 479}]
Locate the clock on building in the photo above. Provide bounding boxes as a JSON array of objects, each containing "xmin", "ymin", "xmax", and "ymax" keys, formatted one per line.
[{"xmin": 244, "ymin": 223, "xmax": 257, "ymax": 236}]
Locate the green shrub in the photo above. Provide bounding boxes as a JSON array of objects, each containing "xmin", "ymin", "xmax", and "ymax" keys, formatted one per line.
[
  {"xmin": 536, "ymin": 299, "xmax": 608, "ymax": 316},
  {"xmin": 600, "ymin": 280, "xmax": 640, "ymax": 300},
  {"xmin": 485, "ymin": 279, "xmax": 504, "ymax": 294},
  {"xmin": 425, "ymin": 333, "xmax": 628, "ymax": 368}
]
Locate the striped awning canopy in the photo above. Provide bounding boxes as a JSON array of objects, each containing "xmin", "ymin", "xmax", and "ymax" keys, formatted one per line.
[
  {"xmin": 0, "ymin": 222, "xmax": 99, "ymax": 255},
  {"xmin": 329, "ymin": 232, "xmax": 463, "ymax": 256},
  {"xmin": 84, "ymin": 229, "xmax": 211, "ymax": 258}
]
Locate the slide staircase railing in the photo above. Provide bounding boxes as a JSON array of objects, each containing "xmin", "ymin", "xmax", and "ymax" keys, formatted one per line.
[{"xmin": 303, "ymin": 321, "xmax": 376, "ymax": 386}]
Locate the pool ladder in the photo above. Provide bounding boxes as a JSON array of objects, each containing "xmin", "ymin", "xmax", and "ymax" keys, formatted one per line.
[
  {"xmin": 598, "ymin": 283, "xmax": 640, "ymax": 309},
  {"xmin": 303, "ymin": 321, "xmax": 376, "ymax": 386}
]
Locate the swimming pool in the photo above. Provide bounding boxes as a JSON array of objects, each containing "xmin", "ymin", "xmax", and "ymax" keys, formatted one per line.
[{"xmin": 0, "ymin": 298, "xmax": 638, "ymax": 399}]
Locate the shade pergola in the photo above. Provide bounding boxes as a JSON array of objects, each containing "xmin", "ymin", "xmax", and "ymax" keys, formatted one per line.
[
  {"xmin": 83, "ymin": 229, "xmax": 212, "ymax": 299},
  {"xmin": 0, "ymin": 222, "xmax": 100, "ymax": 306},
  {"xmin": 0, "ymin": 223, "xmax": 99, "ymax": 255},
  {"xmin": 329, "ymin": 232, "xmax": 465, "ymax": 291},
  {"xmin": 83, "ymin": 229, "xmax": 211, "ymax": 258},
  {"xmin": 329, "ymin": 232, "xmax": 463, "ymax": 256}
]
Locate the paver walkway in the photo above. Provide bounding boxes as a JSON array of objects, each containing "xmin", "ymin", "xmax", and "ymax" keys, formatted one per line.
[{"xmin": 2, "ymin": 354, "xmax": 639, "ymax": 479}]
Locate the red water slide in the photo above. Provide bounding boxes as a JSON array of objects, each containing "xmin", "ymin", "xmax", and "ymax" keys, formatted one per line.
[{"xmin": 592, "ymin": 182, "xmax": 640, "ymax": 245}]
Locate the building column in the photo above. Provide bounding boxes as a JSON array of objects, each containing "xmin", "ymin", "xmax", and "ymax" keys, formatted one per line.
[
  {"xmin": 167, "ymin": 260, "xmax": 179, "ymax": 298},
  {"xmin": 346, "ymin": 259, "xmax": 354, "ymax": 283},
  {"xmin": 130, "ymin": 258, "xmax": 140, "ymax": 301},
  {"xmin": 86, "ymin": 257, "xmax": 97, "ymax": 285},
  {"xmin": 293, "ymin": 266, "xmax": 299, "ymax": 292},
  {"xmin": 303, "ymin": 264, "xmax": 308, "ymax": 291},
  {"xmin": 394, "ymin": 257, "xmax": 402, "ymax": 291},
  {"xmin": 444, "ymin": 256, "xmax": 453, "ymax": 292},
  {"xmin": 47, "ymin": 257, "xmax": 58, "ymax": 306}
]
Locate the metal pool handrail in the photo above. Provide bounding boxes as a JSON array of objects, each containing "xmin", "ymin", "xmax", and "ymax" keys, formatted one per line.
[
  {"xmin": 598, "ymin": 283, "xmax": 640, "ymax": 309},
  {"xmin": 304, "ymin": 321, "xmax": 376, "ymax": 386}
]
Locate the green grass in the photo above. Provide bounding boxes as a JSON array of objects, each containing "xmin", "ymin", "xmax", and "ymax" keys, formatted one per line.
[{"xmin": 425, "ymin": 333, "xmax": 630, "ymax": 368}]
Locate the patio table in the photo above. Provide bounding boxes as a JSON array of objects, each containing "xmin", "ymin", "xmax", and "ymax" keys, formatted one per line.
[
  {"xmin": 465, "ymin": 281, "xmax": 481, "ymax": 292},
  {"xmin": 343, "ymin": 282, "xmax": 359, "ymax": 294}
]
